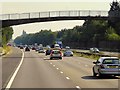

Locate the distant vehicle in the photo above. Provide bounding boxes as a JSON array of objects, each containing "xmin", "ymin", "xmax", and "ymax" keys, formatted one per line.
[
  {"xmin": 92, "ymin": 57, "xmax": 120, "ymax": 77},
  {"xmin": 35, "ymin": 47, "xmax": 39, "ymax": 52},
  {"xmin": 7, "ymin": 43, "xmax": 11, "ymax": 46},
  {"xmin": 20, "ymin": 46, "xmax": 24, "ymax": 49},
  {"xmin": 55, "ymin": 41, "xmax": 63, "ymax": 49},
  {"xmin": 54, "ymin": 44, "xmax": 61, "ymax": 49},
  {"xmin": 64, "ymin": 50, "xmax": 73, "ymax": 56},
  {"xmin": 50, "ymin": 50, "xmax": 62, "ymax": 60},
  {"xmin": 32, "ymin": 47, "xmax": 36, "ymax": 50},
  {"xmin": 25, "ymin": 47, "xmax": 30, "ymax": 51},
  {"xmin": 38, "ymin": 48, "xmax": 45, "ymax": 53},
  {"xmin": 90, "ymin": 48, "xmax": 100, "ymax": 53},
  {"xmin": 46, "ymin": 45, "xmax": 51, "ymax": 49},
  {"xmin": 65, "ymin": 46, "xmax": 70, "ymax": 49},
  {"xmin": 46, "ymin": 49, "xmax": 52, "ymax": 56}
]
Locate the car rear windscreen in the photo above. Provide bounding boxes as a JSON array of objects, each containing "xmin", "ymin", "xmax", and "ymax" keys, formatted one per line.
[
  {"xmin": 53, "ymin": 51, "xmax": 60, "ymax": 54},
  {"xmin": 103, "ymin": 59, "xmax": 120, "ymax": 64}
]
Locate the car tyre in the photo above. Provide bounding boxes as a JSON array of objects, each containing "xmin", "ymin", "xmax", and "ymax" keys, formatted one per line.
[
  {"xmin": 60, "ymin": 57, "xmax": 62, "ymax": 59},
  {"xmin": 50, "ymin": 57, "xmax": 52, "ymax": 60},
  {"xmin": 93, "ymin": 68, "xmax": 97, "ymax": 77},
  {"xmin": 98, "ymin": 69, "xmax": 103, "ymax": 77}
]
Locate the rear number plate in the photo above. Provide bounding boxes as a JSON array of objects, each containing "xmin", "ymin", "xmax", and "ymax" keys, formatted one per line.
[{"xmin": 108, "ymin": 66, "xmax": 118, "ymax": 68}]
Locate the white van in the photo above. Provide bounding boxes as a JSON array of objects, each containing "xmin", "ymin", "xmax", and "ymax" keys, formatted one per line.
[{"xmin": 54, "ymin": 44, "xmax": 60, "ymax": 49}]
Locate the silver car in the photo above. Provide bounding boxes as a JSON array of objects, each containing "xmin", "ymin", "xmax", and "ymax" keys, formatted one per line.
[
  {"xmin": 64, "ymin": 50, "xmax": 73, "ymax": 56},
  {"xmin": 93, "ymin": 57, "xmax": 120, "ymax": 77},
  {"xmin": 50, "ymin": 50, "xmax": 62, "ymax": 60},
  {"xmin": 90, "ymin": 48, "xmax": 100, "ymax": 53}
]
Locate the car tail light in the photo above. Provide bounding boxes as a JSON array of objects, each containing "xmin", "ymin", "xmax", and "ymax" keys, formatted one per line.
[
  {"xmin": 100, "ymin": 64, "xmax": 105, "ymax": 69},
  {"xmin": 60, "ymin": 52, "xmax": 62, "ymax": 56},
  {"xmin": 50, "ymin": 52, "xmax": 53, "ymax": 56}
]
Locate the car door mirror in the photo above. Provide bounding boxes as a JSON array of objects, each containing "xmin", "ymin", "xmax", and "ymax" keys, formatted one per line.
[{"xmin": 93, "ymin": 62, "xmax": 97, "ymax": 64}]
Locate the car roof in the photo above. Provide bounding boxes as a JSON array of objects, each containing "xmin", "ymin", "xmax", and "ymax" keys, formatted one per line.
[
  {"xmin": 99, "ymin": 57, "xmax": 119, "ymax": 61},
  {"xmin": 100, "ymin": 57, "xmax": 118, "ymax": 59},
  {"xmin": 52, "ymin": 50, "xmax": 60, "ymax": 51}
]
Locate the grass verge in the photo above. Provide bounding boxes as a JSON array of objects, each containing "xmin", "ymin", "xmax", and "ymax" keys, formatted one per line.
[
  {"xmin": 2, "ymin": 45, "xmax": 11, "ymax": 55},
  {"xmin": 73, "ymin": 51, "xmax": 100, "ymax": 60}
]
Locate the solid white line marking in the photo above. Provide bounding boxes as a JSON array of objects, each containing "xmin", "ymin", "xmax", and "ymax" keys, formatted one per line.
[
  {"xmin": 6, "ymin": 49, "xmax": 24, "ymax": 88},
  {"xmin": 53, "ymin": 65, "xmax": 55, "ymax": 67},
  {"xmin": 76, "ymin": 86, "xmax": 81, "ymax": 89},
  {"xmin": 60, "ymin": 71, "xmax": 63, "ymax": 74},
  {"xmin": 66, "ymin": 77, "xmax": 70, "ymax": 80},
  {"xmin": 56, "ymin": 68, "xmax": 59, "ymax": 70}
]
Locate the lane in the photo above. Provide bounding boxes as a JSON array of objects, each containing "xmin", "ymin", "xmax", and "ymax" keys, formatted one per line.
[
  {"xmin": 46, "ymin": 55, "xmax": 119, "ymax": 89},
  {"xmin": 11, "ymin": 50, "xmax": 76, "ymax": 88},
  {"xmin": 2, "ymin": 47, "xmax": 22, "ymax": 88}
]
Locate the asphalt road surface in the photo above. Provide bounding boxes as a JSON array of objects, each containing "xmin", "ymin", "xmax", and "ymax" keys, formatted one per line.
[
  {"xmin": 2, "ymin": 47, "xmax": 22, "ymax": 88},
  {"xmin": 4, "ymin": 48, "xmax": 119, "ymax": 90}
]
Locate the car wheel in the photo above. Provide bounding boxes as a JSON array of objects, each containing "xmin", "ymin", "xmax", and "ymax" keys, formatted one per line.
[
  {"xmin": 60, "ymin": 57, "xmax": 62, "ymax": 59},
  {"xmin": 93, "ymin": 68, "xmax": 97, "ymax": 77},
  {"xmin": 50, "ymin": 57, "xmax": 52, "ymax": 60},
  {"xmin": 98, "ymin": 69, "xmax": 103, "ymax": 77}
]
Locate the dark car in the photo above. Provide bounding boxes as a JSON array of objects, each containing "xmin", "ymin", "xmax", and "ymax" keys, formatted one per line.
[
  {"xmin": 46, "ymin": 49, "xmax": 52, "ymax": 55},
  {"xmin": 64, "ymin": 50, "xmax": 73, "ymax": 56},
  {"xmin": 20, "ymin": 46, "xmax": 24, "ymax": 49},
  {"xmin": 25, "ymin": 47, "xmax": 30, "ymax": 51},
  {"xmin": 38, "ymin": 48, "xmax": 45, "ymax": 53},
  {"xmin": 32, "ymin": 47, "xmax": 36, "ymax": 50}
]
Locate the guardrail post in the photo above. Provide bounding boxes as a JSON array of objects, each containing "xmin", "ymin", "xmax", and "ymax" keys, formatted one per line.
[
  {"xmin": 19, "ymin": 14, "xmax": 20, "ymax": 19},
  {"xmin": 8, "ymin": 14, "xmax": 10, "ymax": 20},
  {"xmin": 39, "ymin": 12, "xmax": 40, "ymax": 18},
  {"xmin": 79, "ymin": 10, "xmax": 80, "ymax": 16},
  {"xmin": 49, "ymin": 11, "xmax": 50, "ymax": 17},
  {"xmin": 59, "ymin": 11, "xmax": 60, "ymax": 17},
  {"xmin": 89, "ymin": 10, "xmax": 90, "ymax": 16},
  {"xmin": 69, "ymin": 11, "xmax": 70, "ymax": 16},
  {"xmin": 29, "ymin": 13, "xmax": 30, "ymax": 19},
  {"xmin": 99, "ymin": 11, "xmax": 101, "ymax": 16}
]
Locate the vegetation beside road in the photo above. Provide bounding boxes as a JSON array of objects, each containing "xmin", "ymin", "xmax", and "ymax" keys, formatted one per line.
[
  {"xmin": 0, "ymin": 27, "xmax": 13, "ymax": 55},
  {"xmin": 1, "ymin": 27, "xmax": 13, "ymax": 46},
  {"xmin": 15, "ymin": 19, "xmax": 120, "ymax": 52}
]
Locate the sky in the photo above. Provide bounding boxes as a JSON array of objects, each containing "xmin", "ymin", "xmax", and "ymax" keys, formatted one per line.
[{"xmin": 1, "ymin": 0, "xmax": 118, "ymax": 39}]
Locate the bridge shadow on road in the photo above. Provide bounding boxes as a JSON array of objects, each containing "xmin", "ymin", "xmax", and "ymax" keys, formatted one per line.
[{"xmin": 81, "ymin": 75, "xmax": 119, "ymax": 80}]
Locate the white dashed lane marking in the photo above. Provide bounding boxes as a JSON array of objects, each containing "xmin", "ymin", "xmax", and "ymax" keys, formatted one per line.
[
  {"xmin": 85, "ymin": 65, "xmax": 88, "ymax": 67},
  {"xmin": 60, "ymin": 71, "xmax": 63, "ymax": 74},
  {"xmin": 66, "ymin": 77, "xmax": 70, "ymax": 80},
  {"xmin": 49, "ymin": 62, "xmax": 81, "ymax": 89},
  {"xmin": 56, "ymin": 68, "xmax": 59, "ymax": 70},
  {"xmin": 76, "ymin": 86, "xmax": 81, "ymax": 89},
  {"xmin": 53, "ymin": 65, "xmax": 55, "ymax": 67}
]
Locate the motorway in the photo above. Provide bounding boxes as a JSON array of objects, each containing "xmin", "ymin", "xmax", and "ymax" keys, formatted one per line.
[{"xmin": 2, "ymin": 47, "xmax": 120, "ymax": 89}]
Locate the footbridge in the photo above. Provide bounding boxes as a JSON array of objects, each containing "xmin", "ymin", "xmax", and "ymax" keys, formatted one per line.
[{"xmin": 0, "ymin": 10, "xmax": 111, "ymax": 27}]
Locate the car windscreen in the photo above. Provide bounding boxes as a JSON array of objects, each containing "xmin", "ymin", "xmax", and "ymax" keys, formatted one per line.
[{"xmin": 102, "ymin": 59, "xmax": 120, "ymax": 64}]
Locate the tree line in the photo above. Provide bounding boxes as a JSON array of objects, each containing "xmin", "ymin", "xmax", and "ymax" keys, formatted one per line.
[{"xmin": 14, "ymin": 19, "xmax": 120, "ymax": 51}]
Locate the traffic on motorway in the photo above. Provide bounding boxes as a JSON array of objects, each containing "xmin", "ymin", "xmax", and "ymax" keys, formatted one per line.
[
  {"xmin": 2, "ymin": 43, "xmax": 119, "ymax": 89},
  {"xmin": 16, "ymin": 43, "xmax": 120, "ymax": 78}
]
